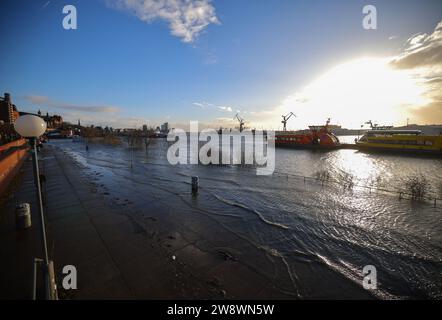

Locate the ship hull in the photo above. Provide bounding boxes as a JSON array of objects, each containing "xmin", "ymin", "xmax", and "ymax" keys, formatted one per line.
[
  {"xmin": 275, "ymin": 142, "xmax": 340, "ymax": 150},
  {"xmin": 355, "ymin": 131, "xmax": 442, "ymax": 156},
  {"xmin": 356, "ymin": 144, "xmax": 442, "ymax": 156}
]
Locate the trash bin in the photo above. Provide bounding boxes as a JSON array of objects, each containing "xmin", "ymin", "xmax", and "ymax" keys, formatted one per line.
[{"xmin": 16, "ymin": 203, "xmax": 32, "ymax": 229}]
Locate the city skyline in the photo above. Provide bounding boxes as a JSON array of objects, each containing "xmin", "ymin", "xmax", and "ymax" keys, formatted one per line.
[{"xmin": 0, "ymin": 0, "xmax": 441, "ymax": 130}]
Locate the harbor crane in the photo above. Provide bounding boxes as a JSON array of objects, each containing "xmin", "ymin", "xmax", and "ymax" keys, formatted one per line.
[
  {"xmin": 234, "ymin": 113, "xmax": 245, "ymax": 132},
  {"xmin": 281, "ymin": 112, "xmax": 296, "ymax": 131}
]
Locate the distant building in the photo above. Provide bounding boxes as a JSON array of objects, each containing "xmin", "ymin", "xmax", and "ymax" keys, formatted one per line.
[
  {"xmin": 43, "ymin": 113, "xmax": 63, "ymax": 128},
  {"xmin": 19, "ymin": 111, "xmax": 63, "ymax": 129},
  {"xmin": 0, "ymin": 93, "xmax": 20, "ymax": 124},
  {"xmin": 160, "ymin": 122, "xmax": 169, "ymax": 133}
]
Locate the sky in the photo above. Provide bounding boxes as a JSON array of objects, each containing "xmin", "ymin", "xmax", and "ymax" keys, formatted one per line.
[{"xmin": 0, "ymin": 0, "xmax": 441, "ymax": 130}]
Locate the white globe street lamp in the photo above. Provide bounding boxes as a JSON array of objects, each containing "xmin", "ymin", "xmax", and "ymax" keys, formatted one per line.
[
  {"xmin": 14, "ymin": 115, "xmax": 56, "ymax": 299},
  {"xmin": 14, "ymin": 115, "xmax": 47, "ymax": 138}
]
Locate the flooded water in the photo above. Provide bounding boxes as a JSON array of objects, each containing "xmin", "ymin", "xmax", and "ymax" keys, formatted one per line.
[{"xmin": 48, "ymin": 136, "xmax": 442, "ymax": 299}]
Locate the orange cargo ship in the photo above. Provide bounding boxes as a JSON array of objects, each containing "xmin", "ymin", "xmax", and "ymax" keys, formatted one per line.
[{"xmin": 275, "ymin": 118, "xmax": 340, "ymax": 149}]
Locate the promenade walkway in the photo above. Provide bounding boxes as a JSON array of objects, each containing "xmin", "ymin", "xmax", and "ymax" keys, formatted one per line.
[{"xmin": 0, "ymin": 145, "xmax": 292, "ymax": 299}]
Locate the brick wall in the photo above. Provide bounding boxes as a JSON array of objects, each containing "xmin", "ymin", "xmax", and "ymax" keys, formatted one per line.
[{"xmin": 0, "ymin": 139, "xmax": 30, "ymax": 195}]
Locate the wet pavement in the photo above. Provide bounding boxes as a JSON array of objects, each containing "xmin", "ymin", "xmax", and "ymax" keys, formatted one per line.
[{"xmin": 0, "ymin": 145, "xmax": 301, "ymax": 299}]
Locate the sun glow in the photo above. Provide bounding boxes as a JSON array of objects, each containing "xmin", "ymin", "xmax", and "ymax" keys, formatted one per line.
[{"xmin": 281, "ymin": 58, "xmax": 429, "ymax": 129}]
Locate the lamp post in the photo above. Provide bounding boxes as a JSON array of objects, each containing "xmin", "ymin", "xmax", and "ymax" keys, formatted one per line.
[{"xmin": 14, "ymin": 115, "xmax": 55, "ymax": 300}]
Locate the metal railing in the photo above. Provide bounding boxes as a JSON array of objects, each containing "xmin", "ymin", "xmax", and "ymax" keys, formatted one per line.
[{"xmin": 272, "ymin": 170, "xmax": 441, "ymax": 207}]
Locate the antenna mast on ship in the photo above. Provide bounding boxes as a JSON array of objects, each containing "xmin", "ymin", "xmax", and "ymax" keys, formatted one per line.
[{"xmin": 365, "ymin": 120, "xmax": 377, "ymax": 129}]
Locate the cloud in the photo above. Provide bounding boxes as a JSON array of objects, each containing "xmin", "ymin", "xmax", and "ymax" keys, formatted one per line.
[
  {"xmin": 193, "ymin": 101, "xmax": 234, "ymax": 112},
  {"xmin": 56, "ymin": 105, "xmax": 120, "ymax": 113},
  {"xmin": 26, "ymin": 95, "xmax": 49, "ymax": 105},
  {"xmin": 192, "ymin": 101, "xmax": 209, "ymax": 108},
  {"xmin": 217, "ymin": 106, "xmax": 232, "ymax": 112},
  {"xmin": 390, "ymin": 21, "xmax": 442, "ymax": 69},
  {"xmin": 25, "ymin": 95, "xmax": 120, "ymax": 113},
  {"xmin": 389, "ymin": 20, "xmax": 442, "ymax": 124},
  {"xmin": 106, "ymin": 0, "xmax": 220, "ymax": 43},
  {"xmin": 408, "ymin": 101, "xmax": 442, "ymax": 124}
]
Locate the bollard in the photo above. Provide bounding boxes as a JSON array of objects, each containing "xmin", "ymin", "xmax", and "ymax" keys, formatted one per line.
[
  {"xmin": 16, "ymin": 203, "xmax": 32, "ymax": 229},
  {"xmin": 435, "ymin": 198, "xmax": 437, "ymax": 207},
  {"xmin": 191, "ymin": 176, "xmax": 199, "ymax": 194}
]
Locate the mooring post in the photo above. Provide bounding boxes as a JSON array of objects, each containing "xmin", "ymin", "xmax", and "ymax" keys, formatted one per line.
[
  {"xmin": 399, "ymin": 192, "xmax": 402, "ymax": 200},
  {"xmin": 191, "ymin": 176, "xmax": 199, "ymax": 194}
]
